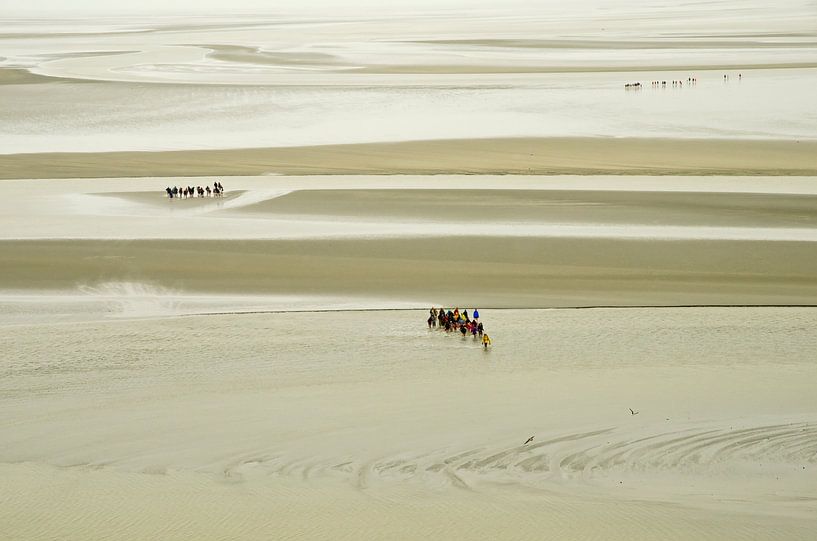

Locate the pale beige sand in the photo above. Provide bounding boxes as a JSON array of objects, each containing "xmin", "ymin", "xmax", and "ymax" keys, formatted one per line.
[
  {"xmin": 350, "ymin": 62, "xmax": 817, "ymax": 74},
  {"xmin": 200, "ymin": 42, "xmax": 817, "ymax": 73},
  {"xmin": 100, "ymin": 189, "xmax": 244, "ymax": 207},
  {"xmin": 2, "ymin": 308, "xmax": 816, "ymax": 540},
  {"xmin": 412, "ymin": 38, "xmax": 817, "ymax": 49},
  {"xmin": 3, "ymin": 237, "xmax": 816, "ymax": 306},
  {"xmin": 235, "ymin": 188, "xmax": 817, "ymax": 228},
  {"xmin": 1, "ymin": 137, "xmax": 816, "ymax": 180}
]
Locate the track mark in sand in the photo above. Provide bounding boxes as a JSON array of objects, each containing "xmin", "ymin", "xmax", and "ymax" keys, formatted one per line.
[
  {"xmin": 331, "ymin": 461, "xmax": 355, "ymax": 473},
  {"xmin": 355, "ymin": 460, "xmax": 374, "ymax": 491},
  {"xmin": 443, "ymin": 466, "xmax": 472, "ymax": 491}
]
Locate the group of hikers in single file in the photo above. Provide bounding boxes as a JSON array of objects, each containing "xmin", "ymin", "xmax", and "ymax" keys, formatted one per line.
[
  {"xmin": 165, "ymin": 181, "xmax": 225, "ymax": 199},
  {"xmin": 428, "ymin": 307, "xmax": 492, "ymax": 349}
]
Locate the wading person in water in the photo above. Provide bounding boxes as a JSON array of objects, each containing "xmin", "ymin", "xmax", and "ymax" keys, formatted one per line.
[{"xmin": 482, "ymin": 333, "xmax": 492, "ymax": 349}]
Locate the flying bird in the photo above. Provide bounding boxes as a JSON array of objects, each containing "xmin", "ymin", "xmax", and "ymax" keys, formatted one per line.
[
  {"xmin": 629, "ymin": 408, "xmax": 639, "ymax": 415},
  {"xmin": 524, "ymin": 436, "xmax": 535, "ymax": 445}
]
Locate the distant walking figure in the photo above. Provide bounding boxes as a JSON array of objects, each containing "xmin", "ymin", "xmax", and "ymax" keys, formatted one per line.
[
  {"xmin": 482, "ymin": 334, "xmax": 492, "ymax": 349},
  {"xmin": 166, "ymin": 186, "xmax": 173, "ymax": 198},
  {"xmin": 473, "ymin": 308, "xmax": 480, "ymax": 320}
]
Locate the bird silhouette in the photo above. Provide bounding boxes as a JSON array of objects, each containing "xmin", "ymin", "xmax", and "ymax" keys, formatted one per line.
[
  {"xmin": 629, "ymin": 408, "xmax": 639, "ymax": 415},
  {"xmin": 524, "ymin": 436, "xmax": 535, "ymax": 445}
]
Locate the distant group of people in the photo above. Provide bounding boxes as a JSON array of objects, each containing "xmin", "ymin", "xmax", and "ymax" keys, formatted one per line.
[
  {"xmin": 628, "ymin": 74, "xmax": 741, "ymax": 91},
  {"xmin": 427, "ymin": 307, "xmax": 492, "ymax": 349},
  {"xmin": 652, "ymin": 77, "xmax": 698, "ymax": 87},
  {"xmin": 628, "ymin": 77, "xmax": 699, "ymax": 90},
  {"xmin": 165, "ymin": 181, "xmax": 225, "ymax": 199}
]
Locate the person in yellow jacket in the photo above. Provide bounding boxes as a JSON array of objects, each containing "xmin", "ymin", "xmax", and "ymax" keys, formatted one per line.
[{"xmin": 482, "ymin": 333, "xmax": 492, "ymax": 349}]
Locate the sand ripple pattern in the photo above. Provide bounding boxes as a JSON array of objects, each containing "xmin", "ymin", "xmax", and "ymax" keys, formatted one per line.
[{"xmin": 218, "ymin": 422, "xmax": 817, "ymax": 498}]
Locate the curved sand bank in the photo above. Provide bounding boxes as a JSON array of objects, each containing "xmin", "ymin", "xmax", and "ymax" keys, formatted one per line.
[{"xmin": 2, "ymin": 137, "xmax": 816, "ymax": 179}]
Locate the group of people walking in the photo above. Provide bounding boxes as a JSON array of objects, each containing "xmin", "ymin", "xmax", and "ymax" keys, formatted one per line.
[
  {"xmin": 427, "ymin": 307, "xmax": 492, "ymax": 349},
  {"xmin": 165, "ymin": 181, "xmax": 225, "ymax": 199},
  {"xmin": 630, "ymin": 77, "xmax": 699, "ymax": 90},
  {"xmin": 628, "ymin": 74, "xmax": 742, "ymax": 91}
]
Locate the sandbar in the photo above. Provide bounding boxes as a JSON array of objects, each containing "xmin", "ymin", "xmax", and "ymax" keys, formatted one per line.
[{"xmin": 1, "ymin": 137, "xmax": 816, "ymax": 179}]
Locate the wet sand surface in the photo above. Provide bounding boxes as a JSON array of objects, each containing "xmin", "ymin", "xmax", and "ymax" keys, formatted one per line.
[
  {"xmin": 235, "ymin": 188, "xmax": 817, "ymax": 227},
  {"xmin": 2, "ymin": 18, "xmax": 817, "ymax": 156},
  {"xmin": 2, "ymin": 308, "xmax": 817, "ymax": 540},
  {"xmin": 3, "ymin": 236, "xmax": 817, "ymax": 307},
  {"xmin": 2, "ymin": 175, "xmax": 817, "ymax": 308},
  {"xmin": 2, "ymin": 137, "xmax": 816, "ymax": 179}
]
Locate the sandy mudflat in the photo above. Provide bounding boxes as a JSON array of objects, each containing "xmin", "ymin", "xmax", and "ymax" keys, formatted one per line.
[
  {"xmin": 2, "ymin": 177, "xmax": 817, "ymax": 307},
  {"xmin": 411, "ymin": 38, "xmax": 817, "ymax": 50},
  {"xmin": 349, "ymin": 61, "xmax": 817, "ymax": 74},
  {"xmin": 3, "ymin": 5, "xmax": 817, "ymax": 539},
  {"xmin": 1, "ymin": 137, "xmax": 816, "ymax": 179},
  {"xmin": 2, "ymin": 308, "xmax": 816, "ymax": 540},
  {"xmin": 2, "ymin": 237, "xmax": 817, "ymax": 307},
  {"xmin": 235, "ymin": 188, "xmax": 817, "ymax": 228}
]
